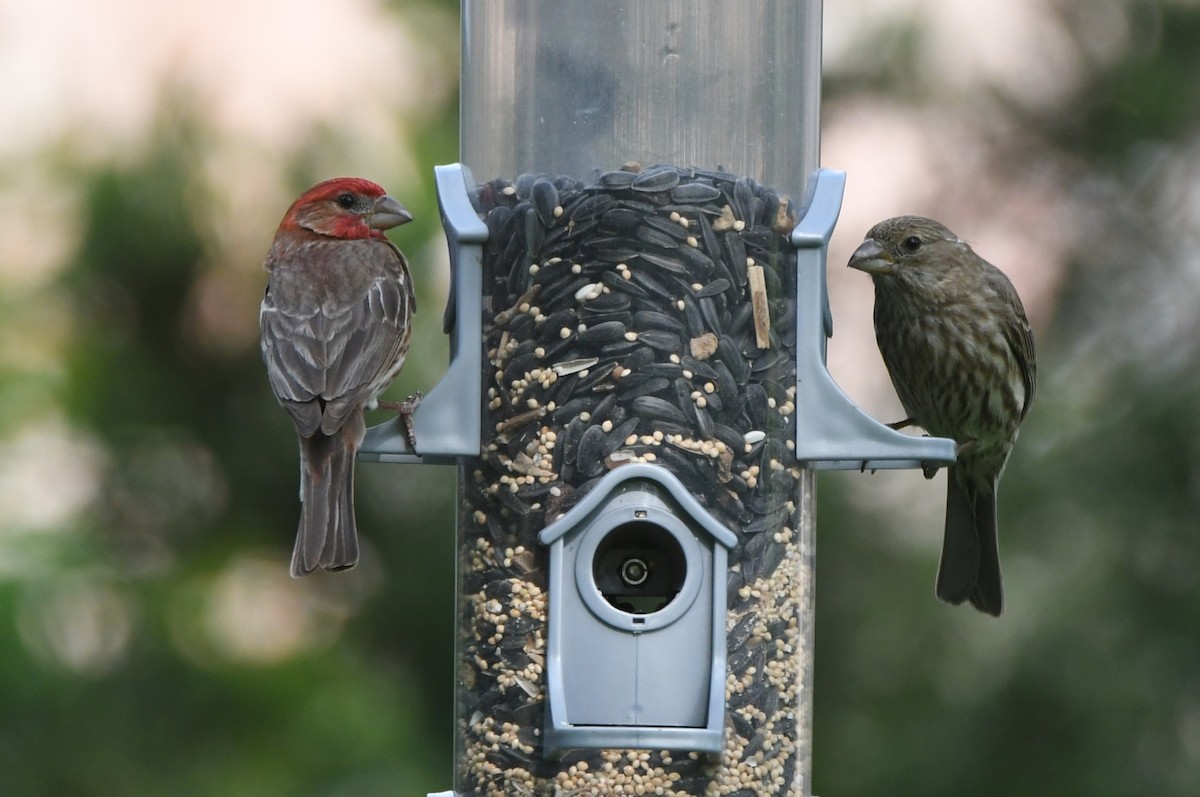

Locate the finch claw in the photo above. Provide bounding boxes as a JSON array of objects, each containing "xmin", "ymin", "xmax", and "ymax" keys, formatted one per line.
[
  {"xmin": 887, "ymin": 418, "xmax": 916, "ymax": 431},
  {"xmin": 377, "ymin": 392, "xmax": 422, "ymax": 450}
]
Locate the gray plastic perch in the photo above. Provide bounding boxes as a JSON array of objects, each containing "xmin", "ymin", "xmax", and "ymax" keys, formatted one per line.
[
  {"xmin": 359, "ymin": 164, "xmax": 486, "ymax": 465},
  {"xmin": 790, "ymin": 169, "xmax": 957, "ymax": 471}
]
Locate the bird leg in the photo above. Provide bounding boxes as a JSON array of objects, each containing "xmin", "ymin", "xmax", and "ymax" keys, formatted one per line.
[
  {"xmin": 954, "ymin": 438, "xmax": 979, "ymax": 457},
  {"xmin": 376, "ymin": 392, "xmax": 422, "ymax": 450},
  {"xmin": 859, "ymin": 419, "xmax": 921, "ymax": 473}
]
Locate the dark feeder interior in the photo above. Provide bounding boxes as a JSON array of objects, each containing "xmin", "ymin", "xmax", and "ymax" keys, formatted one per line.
[
  {"xmin": 458, "ymin": 165, "xmax": 810, "ymax": 796},
  {"xmin": 593, "ymin": 518, "xmax": 685, "ymax": 616}
]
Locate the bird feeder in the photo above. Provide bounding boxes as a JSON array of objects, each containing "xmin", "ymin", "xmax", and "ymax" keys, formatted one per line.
[{"xmin": 358, "ymin": 2, "xmax": 955, "ymax": 795}]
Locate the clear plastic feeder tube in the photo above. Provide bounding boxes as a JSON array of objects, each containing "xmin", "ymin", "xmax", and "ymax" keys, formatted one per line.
[
  {"xmin": 453, "ymin": 2, "xmax": 822, "ymax": 796},
  {"xmin": 461, "ymin": 0, "xmax": 820, "ymax": 191}
]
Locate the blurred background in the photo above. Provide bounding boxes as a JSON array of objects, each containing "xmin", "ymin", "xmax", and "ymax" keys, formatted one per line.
[{"xmin": 1, "ymin": 0, "xmax": 1198, "ymax": 794}]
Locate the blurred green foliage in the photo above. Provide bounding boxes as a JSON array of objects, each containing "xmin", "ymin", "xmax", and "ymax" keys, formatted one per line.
[{"xmin": 2, "ymin": 1, "xmax": 1200, "ymax": 795}]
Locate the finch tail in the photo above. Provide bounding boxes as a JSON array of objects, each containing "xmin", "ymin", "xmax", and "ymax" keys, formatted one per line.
[
  {"xmin": 291, "ymin": 418, "xmax": 362, "ymax": 577},
  {"xmin": 968, "ymin": 488, "xmax": 1002, "ymax": 616},
  {"xmin": 936, "ymin": 469, "xmax": 1003, "ymax": 616}
]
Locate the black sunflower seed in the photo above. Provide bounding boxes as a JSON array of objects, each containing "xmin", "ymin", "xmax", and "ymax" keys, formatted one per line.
[
  {"xmin": 514, "ymin": 173, "xmax": 538, "ymax": 199},
  {"xmin": 695, "ymin": 210, "xmax": 721, "ymax": 256},
  {"xmin": 631, "ymin": 395, "xmax": 689, "ymax": 426},
  {"xmin": 693, "ymin": 403, "xmax": 715, "ymax": 439},
  {"xmin": 576, "ymin": 425, "xmax": 609, "ymax": 475},
  {"xmin": 729, "ymin": 302, "xmax": 754, "ymax": 338},
  {"xmin": 531, "ymin": 179, "xmax": 560, "ymax": 226},
  {"xmin": 716, "ymin": 334, "xmax": 751, "ymax": 384},
  {"xmin": 635, "ymin": 225, "xmax": 681, "ymax": 250},
  {"xmin": 632, "ymin": 309, "xmax": 685, "ymax": 334},
  {"xmin": 695, "ymin": 278, "xmax": 731, "ymax": 299},
  {"xmin": 628, "ymin": 267, "xmax": 677, "ymax": 300},
  {"xmin": 674, "ymin": 244, "xmax": 715, "ymax": 280},
  {"xmin": 576, "ymin": 361, "xmax": 617, "ymax": 391},
  {"xmin": 617, "ymin": 375, "xmax": 670, "ymax": 399},
  {"xmin": 641, "ymin": 214, "xmax": 692, "ymax": 241},
  {"xmin": 724, "ymin": 232, "xmax": 749, "ymax": 291},
  {"xmin": 599, "ymin": 207, "xmax": 644, "ymax": 234},
  {"xmin": 639, "ymin": 361, "xmax": 684, "ymax": 379},
  {"xmin": 636, "ymin": 250, "xmax": 692, "ymax": 277},
  {"xmin": 732, "ymin": 176, "xmax": 756, "ymax": 221},
  {"xmin": 714, "ymin": 359, "xmax": 740, "ymax": 401},
  {"xmin": 582, "ymin": 290, "xmax": 632, "ymax": 314},
  {"xmin": 670, "ymin": 182, "xmax": 722, "ymax": 204},
  {"xmin": 680, "ymin": 355, "xmax": 720, "ymax": 381},
  {"xmin": 597, "ymin": 170, "xmax": 636, "ymax": 189},
  {"xmin": 631, "ymin": 167, "xmax": 680, "ymax": 193},
  {"xmin": 576, "ymin": 321, "xmax": 627, "ymax": 347},
  {"xmin": 566, "ymin": 192, "xmax": 615, "ymax": 222},
  {"xmin": 680, "ymin": 293, "xmax": 705, "ymax": 337},
  {"xmin": 751, "ymin": 348, "xmax": 787, "ymax": 375},
  {"xmin": 636, "ymin": 328, "xmax": 682, "ymax": 353},
  {"xmin": 698, "ymin": 296, "xmax": 722, "ymax": 333},
  {"xmin": 599, "ymin": 269, "xmax": 651, "ymax": 299},
  {"xmin": 609, "ymin": 418, "xmax": 639, "ymax": 451},
  {"xmin": 617, "ymin": 346, "xmax": 655, "ymax": 370}
]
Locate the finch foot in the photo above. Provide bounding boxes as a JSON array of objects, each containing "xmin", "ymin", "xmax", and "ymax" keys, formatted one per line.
[
  {"xmin": 377, "ymin": 392, "xmax": 422, "ymax": 449},
  {"xmin": 887, "ymin": 418, "xmax": 916, "ymax": 431},
  {"xmin": 920, "ymin": 440, "xmax": 975, "ymax": 479},
  {"xmin": 920, "ymin": 433, "xmax": 943, "ymax": 478}
]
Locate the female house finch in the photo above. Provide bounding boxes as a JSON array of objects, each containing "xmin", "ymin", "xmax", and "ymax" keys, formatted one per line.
[
  {"xmin": 260, "ymin": 178, "xmax": 416, "ymax": 576},
  {"xmin": 849, "ymin": 216, "xmax": 1036, "ymax": 616}
]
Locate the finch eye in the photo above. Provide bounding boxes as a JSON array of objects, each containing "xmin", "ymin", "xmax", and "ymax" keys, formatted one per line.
[
  {"xmin": 902, "ymin": 235, "xmax": 922, "ymax": 253},
  {"xmin": 336, "ymin": 192, "xmax": 356, "ymax": 210}
]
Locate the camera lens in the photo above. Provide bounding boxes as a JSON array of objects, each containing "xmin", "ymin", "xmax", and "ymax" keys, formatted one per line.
[{"xmin": 619, "ymin": 557, "xmax": 649, "ymax": 586}]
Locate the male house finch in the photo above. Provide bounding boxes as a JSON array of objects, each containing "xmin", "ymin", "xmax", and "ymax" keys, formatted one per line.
[
  {"xmin": 849, "ymin": 216, "xmax": 1036, "ymax": 616},
  {"xmin": 260, "ymin": 177, "xmax": 416, "ymax": 576}
]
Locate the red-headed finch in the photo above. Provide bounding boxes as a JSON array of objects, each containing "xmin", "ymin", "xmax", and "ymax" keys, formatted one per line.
[
  {"xmin": 260, "ymin": 178, "xmax": 415, "ymax": 576},
  {"xmin": 849, "ymin": 216, "xmax": 1036, "ymax": 616}
]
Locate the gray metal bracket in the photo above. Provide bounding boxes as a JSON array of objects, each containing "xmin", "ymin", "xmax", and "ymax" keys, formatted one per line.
[
  {"xmin": 359, "ymin": 163, "xmax": 486, "ymax": 465},
  {"xmin": 791, "ymin": 169, "xmax": 956, "ymax": 471}
]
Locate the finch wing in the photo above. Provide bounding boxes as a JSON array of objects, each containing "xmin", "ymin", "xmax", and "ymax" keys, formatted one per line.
[
  {"xmin": 990, "ymin": 270, "xmax": 1037, "ymax": 420},
  {"xmin": 260, "ymin": 238, "xmax": 414, "ymax": 436},
  {"xmin": 260, "ymin": 282, "xmax": 326, "ymax": 437},
  {"xmin": 320, "ymin": 243, "xmax": 414, "ymax": 433},
  {"xmin": 1011, "ymin": 313, "xmax": 1036, "ymax": 419}
]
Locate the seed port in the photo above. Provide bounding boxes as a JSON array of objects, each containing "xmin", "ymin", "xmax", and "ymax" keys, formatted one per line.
[{"xmin": 593, "ymin": 521, "xmax": 686, "ymax": 615}]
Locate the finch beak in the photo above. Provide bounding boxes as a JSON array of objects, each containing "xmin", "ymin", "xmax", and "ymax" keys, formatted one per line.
[
  {"xmin": 369, "ymin": 194, "xmax": 414, "ymax": 230},
  {"xmin": 847, "ymin": 239, "xmax": 894, "ymax": 275}
]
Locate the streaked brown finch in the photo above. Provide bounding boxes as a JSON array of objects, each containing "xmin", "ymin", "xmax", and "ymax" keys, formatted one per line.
[{"xmin": 849, "ymin": 216, "xmax": 1036, "ymax": 616}]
